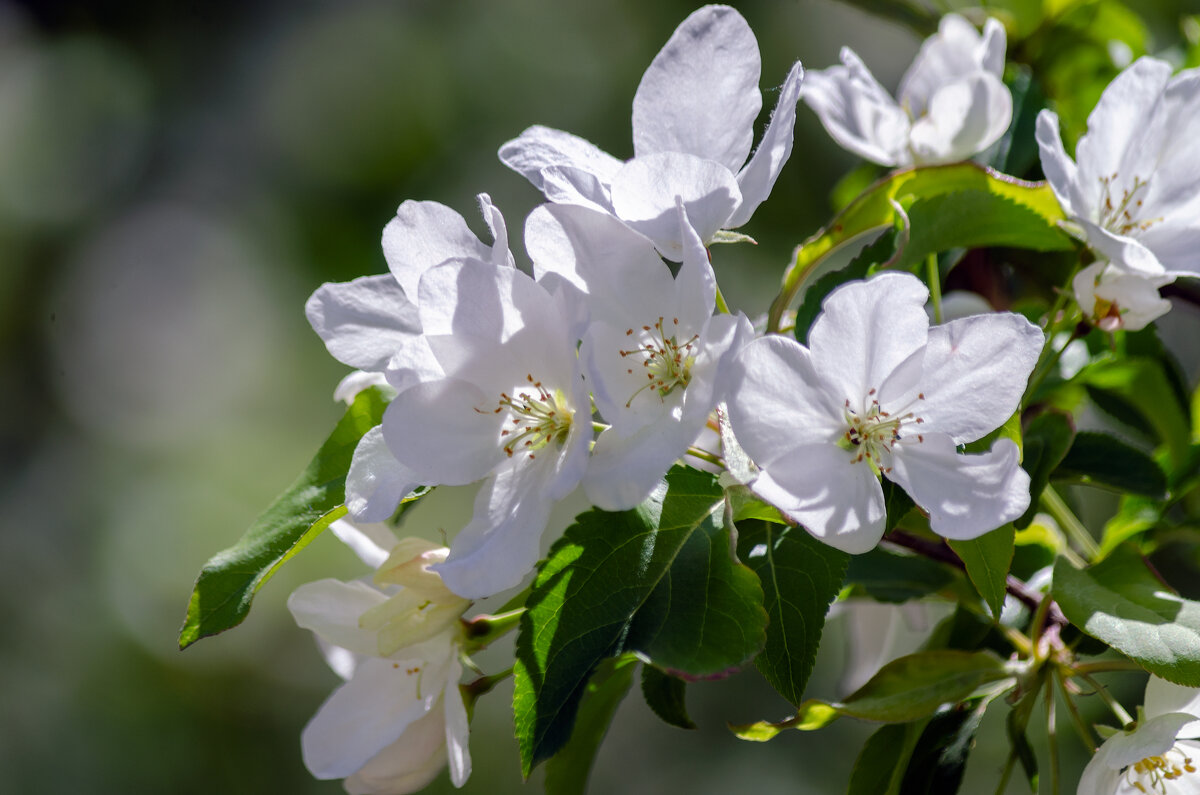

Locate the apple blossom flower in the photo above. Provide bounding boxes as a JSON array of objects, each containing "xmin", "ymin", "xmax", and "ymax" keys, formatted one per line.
[
  {"xmin": 305, "ymin": 195, "xmax": 514, "ymax": 523},
  {"xmin": 726, "ymin": 272, "xmax": 1041, "ymax": 553},
  {"xmin": 499, "ymin": 5, "xmax": 804, "ymax": 258},
  {"xmin": 1073, "ymin": 262, "xmax": 1174, "ymax": 332},
  {"xmin": 1036, "ymin": 58, "xmax": 1200, "ymax": 276},
  {"xmin": 803, "ymin": 13, "xmax": 1012, "ymax": 167},
  {"xmin": 1078, "ymin": 676, "xmax": 1200, "ymax": 794},
  {"xmin": 383, "ymin": 258, "xmax": 591, "ymax": 598},
  {"xmin": 528, "ymin": 200, "xmax": 752, "ymax": 509},
  {"xmin": 289, "ymin": 522, "xmax": 472, "ymax": 795}
]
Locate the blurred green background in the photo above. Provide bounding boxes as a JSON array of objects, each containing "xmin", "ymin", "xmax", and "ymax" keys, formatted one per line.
[{"xmin": 3, "ymin": 0, "xmax": 1199, "ymax": 792}]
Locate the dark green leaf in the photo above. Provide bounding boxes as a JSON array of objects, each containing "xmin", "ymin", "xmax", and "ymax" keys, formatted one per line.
[
  {"xmin": 899, "ymin": 700, "xmax": 991, "ymax": 795},
  {"xmin": 738, "ymin": 519, "xmax": 848, "ymax": 706},
  {"xmin": 1055, "ymin": 431, "xmax": 1168, "ymax": 499},
  {"xmin": 640, "ymin": 666, "xmax": 695, "ymax": 730},
  {"xmin": 179, "ymin": 387, "xmax": 389, "ymax": 649},
  {"xmin": 949, "ymin": 525, "xmax": 1015, "ymax": 618},
  {"xmin": 544, "ymin": 655, "xmax": 637, "ymax": 795},
  {"xmin": 847, "ymin": 721, "xmax": 929, "ymax": 795},
  {"xmin": 1053, "ymin": 547, "xmax": 1200, "ymax": 686},
  {"xmin": 988, "ymin": 65, "xmax": 1045, "ymax": 178},
  {"xmin": 1081, "ymin": 358, "xmax": 1189, "ymax": 468},
  {"xmin": 835, "ymin": 651, "xmax": 1012, "ymax": 723},
  {"xmin": 513, "ymin": 467, "xmax": 767, "ymax": 773},
  {"xmin": 1006, "ymin": 686, "xmax": 1040, "ymax": 792},
  {"xmin": 1015, "ymin": 411, "xmax": 1075, "ymax": 529},
  {"xmin": 845, "ymin": 546, "xmax": 953, "ymax": 603}
]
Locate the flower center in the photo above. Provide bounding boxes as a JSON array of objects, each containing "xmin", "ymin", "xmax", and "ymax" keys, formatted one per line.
[
  {"xmin": 838, "ymin": 389, "xmax": 926, "ymax": 475},
  {"xmin": 1125, "ymin": 746, "xmax": 1198, "ymax": 793},
  {"xmin": 1098, "ymin": 172, "xmax": 1158, "ymax": 236},
  {"xmin": 485, "ymin": 374, "xmax": 574, "ymax": 460},
  {"xmin": 620, "ymin": 317, "xmax": 698, "ymax": 408}
]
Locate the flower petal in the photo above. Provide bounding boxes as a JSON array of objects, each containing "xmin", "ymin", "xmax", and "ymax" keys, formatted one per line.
[
  {"xmin": 538, "ymin": 165, "xmax": 617, "ymax": 214},
  {"xmin": 1034, "ymin": 110, "xmax": 1083, "ymax": 218},
  {"xmin": 808, "ymin": 272, "xmax": 930, "ymax": 407},
  {"xmin": 346, "ymin": 427, "xmax": 426, "ymax": 522},
  {"xmin": 383, "ymin": 378, "xmax": 502, "ymax": 485},
  {"xmin": 343, "ymin": 708, "xmax": 448, "ymax": 795},
  {"xmin": 382, "ymin": 201, "xmax": 490, "ymax": 299},
  {"xmin": 631, "ymin": 5, "xmax": 761, "ymax": 172},
  {"xmin": 609, "ymin": 152, "xmax": 742, "ymax": 256},
  {"xmin": 306, "ymin": 275, "xmax": 421, "ymax": 372},
  {"xmin": 752, "ymin": 443, "xmax": 886, "ymax": 554},
  {"xmin": 497, "ymin": 124, "xmax": 622, "ymax": 192},
  {"xmin": 1145, "ymin": 676, "xmax": 1200, "ymax": 738},
  {"xmin": 1076, "ymin": 217, "xmax": 1165, "ymax": 276},
  {"xmin": 443, "ymin": 659, "xmax": 472, "ymax": 787},
  {"xmin": 585, "ymin": 420, "xmax": 700, "ymax": 511},
  {"xmin": 329, "ymin": 516, "xmax": 399, "ymax": 570},
  {"xmin": 289, "ymin": 579, "xmax": 390, "ymax": 659},
  {"xmin": 889, "ymin": 436, "xmax": 1030, "ymax": 540},
  {"xmin": 908, "ymin": 72, "xmax": 1012, "ymax": 165},
  {"xmin": 802, "ymin": 48, "xmax": 911, "ymax": 167},
  {"xmin": 898, "ymin": 14, "xmax": 1002, "ymax": 115},
  {"xmin": 726, "ymin": 335, "xmax": 844, "ymax": 467},
  {"xmin": 917, "ymin": 312, "xmax": 1042, "ymax": 442},
  {"xmin": 1089, "ymin": 712, "xmax": 1197, "ymax": 773},
  {"xmin": 476, "ymin": 193, "xmax": 514, "ymax": 269},
  {"xmin": 728, "ymin": 60, "xmax": 805, "ymax": 229}
]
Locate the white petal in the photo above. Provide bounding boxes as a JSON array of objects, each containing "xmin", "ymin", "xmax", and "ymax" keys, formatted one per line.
[
  {"xmin": 889, "ymin": 436, "xmax": 1030, "ymax": 540},
  {"xmin": 585, "ymin": 420, "xmax": 700, "ymax": 511},
  {"xmin": 346, "ymin": 427, "xmax": 426, "ymax": 522},
  {"xmin": 288, "ymin": 579, "xmax": 389, "ymax": 659},
  {"xmin": 917, "ymin": 313, "xmax": 1042, "ymax": 442},
  {"xmin": 476, "ymin": 193, "xmax": 514, "ymax": 269},
  {"xmin": 382, "ymin": 201, "xmax": 490, "ymax": 299},
  {"xmin": 383, "ymin": 378, "xmax": 502, "ymax": 486},
  {"xmin": 1145, "ymin": 676, "xmax": 1200, "ymax": 738},
  {"xmin": 1076, "ymin": 217, "xmax": 1165, "ymax": 276},
  {"xmin": 538, "ymin": 165, "xmax": 617, "ymax": 214},
  {"xmin": 1074, "ymin": 751, "xmax": 1122, "ymax": 795},
  {"xmin": 417, "ymin": 258, "xmax": 555, "ymax": 342},
  {"xmin": 898, "ymin": 14, "xmax": 1000, "ymax": 115},
  {"xmin": 1035, "ymin": 110, "xmax": 1083, "ymax": 218},
  {"xmin": 329, "ymin": 516, "xmax": 399, "ymax": 569},
  {"xmin": 725, "ymin": 336, "xmax": 844, "ymax": 467},
  {"xmin": 1137, "ymin": 69, "xmax": 1200, "ymax": 230},
  {"xmin": 631, "ymin": 5, "xmax": 761, "ymax": 172},
  {"xmin": 343, "ymin": 708, "xmax": 448, "ymax": 795},
  {"xmin": 1089, "ymin": 712, "xmax": 1197, "ymax": 773},
  {"xmin": 302, "ymin": 657, "xmax": 443, "ymax": 780},
  {"xmin": 729, "ymin": 60, "xmax": 805, "ymax": 229},
  {"xmin": 609, "ymin": 152, "xmax": 741, "ymax": 256},
  {"xmin": 443, "ymin": 659, "xmax": 471, "ymax": 787},
  {"xmin": 808, "ymin": 272, "xmax": 930, "ymax": 407},
  {"xmin": 908, "ymin": 72, "xmax": 1012, "ymax": 165},
  {"xmin": 497, "ymin": 124, "xmax": 622, "ymax": 191},
  {"xmin": 752, "ymin": 443, "xmax": 886, "ymax": 554},
  {"xmin": 802, "ymin": 48, "xmax": 911, "ymax": 167},
  {"xmin": 334, "ymin": 370, "xmax": 393, "ymax": 405},
  {"xmin": 306, "ymin": 275, "xmax": 421, "ymax": 372}
]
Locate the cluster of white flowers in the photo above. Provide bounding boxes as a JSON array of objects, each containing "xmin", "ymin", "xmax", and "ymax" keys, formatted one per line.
[{"xmin": 284, "ymin": 5, "xmax": 1200, "ymax": 792}]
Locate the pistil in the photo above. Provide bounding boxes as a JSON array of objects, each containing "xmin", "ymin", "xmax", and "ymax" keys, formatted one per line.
[{"xmin": 620, "ymin": 316, "xmax": 698, "ymax": 408}]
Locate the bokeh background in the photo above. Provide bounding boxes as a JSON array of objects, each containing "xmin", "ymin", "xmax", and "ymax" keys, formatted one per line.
[{"xmin": 4, "ymin": 0, "xmax": 1200, "ymax": 792}]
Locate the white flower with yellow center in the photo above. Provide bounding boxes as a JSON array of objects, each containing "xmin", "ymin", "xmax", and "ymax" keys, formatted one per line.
[
  {"xmin": 1079, "ymin": 677, "xmax": 1200, "ymax": 795},
  {"xmin": 382, "ymin": 258, "xmax": 590, "ymax": 598},
  {"xmin": 726, "ymin": 272, "xmax": 1041, "ymax": 553},
  {"xmin": 499, "ymin": 5, "xmax": 804, "ymax": 258},
  {"xmin": 803, "ymin": 14, "xmax": 1012, "ymax": 167},
  {"xmin": 1073, "ymin": 262, "xmax": 1173, "ymax": 332},
  {"xmin": 1037, "ymin": 58, "xmax": 1200, "ymax": 277},
  {"xmin": 289, "ymin": 522, "xmax": 472, "ymax": 795}
]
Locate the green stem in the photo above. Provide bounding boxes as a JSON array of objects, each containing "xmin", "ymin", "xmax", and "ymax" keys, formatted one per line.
[
  {"xmin": 687, "ymin": 446, "xmax": 724, "ymax": 467},
  {"xmin": 994, "ymin": 749, "xmax": 1017, "ymax": 795},
  {"xmin": 1041, "ymin": 486, "xmax": 1100, "ymax": 561},
  {"xmin": 926, "ymin": 253, "xmax": 943, "ymax": 324},
  {"xmin": 1072, "ymin": 659, "xmax": 1144, "ymax": 676},
  {"xmin": 1077, "ymin": 672, "xmax": 1135, "ymax": 729},
  {"xmin": 461, "ymin": 666, "xmax": 514, "ymax": 708},
  {"xmin": 462, "ymin": 608, "xmax": 525, "ymax": 650},
  {"xmin": 1045, "ymin": 674, "xmax": 1061, "ymax": 795},
  {"xmin": 1055, "ymin": 669, "xmax": 1098, "ymax": 753}
]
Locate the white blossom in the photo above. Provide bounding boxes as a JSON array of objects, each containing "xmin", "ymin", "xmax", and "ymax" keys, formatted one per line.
[
  {"xmin": 383, "ymin": 259, "xmax": 590, "ymax": 598},
  {"xmin": 1072, "ymin": 262, "xmax": 1173, "ymax": 332},
  {"xmin": 499, "ymin": 5, "xmax": 804, "ymax": 258},
  {"xmin": 1079, "ymin": 677, "xmax": 1200, "ymax": 794},
  {"xmin": 289, "ymin": 522, "xmax": 472, "ymax": 795},
  {"xmin": 726, "ymin": 272, "xmax": 1040, "ymax": 553},
  {"xmin": 1037, "ymin": 58, "xmax": 1200, "ymax": 277},
  {"xmin": 803, "ymin": 14, "xmax": 1012, "ymax": 167}
]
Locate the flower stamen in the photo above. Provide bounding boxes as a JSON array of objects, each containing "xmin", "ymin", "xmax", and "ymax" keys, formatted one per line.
[
  {"xmin": 620, "ymin": 317, "xmax": 699, "ymax": 408},
  {"xmin": 1125, "ymin": 745, "xmax": 1199, "ymax": 793},
  {"xmin": 481, "ymin": 374, "xmax": 574, "ymax": 460}
]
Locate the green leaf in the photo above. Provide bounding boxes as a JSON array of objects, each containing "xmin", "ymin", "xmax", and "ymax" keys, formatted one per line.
[
  {"xmin": 949, "ymin": 525, "xmax": 1015, "ymax": 618},
  {"xmin": 835, "ymin": 650, "xmax": 1012, "ymax": 723},
  {"xmin": 1006, "ymin": 685, "xmax": 1040, "ymax": 792},
  {"xmin": 1014, "ymin": 411, "xmax": 1075, "ymax": 529},
  {"xmin": 793, "ymin": 226, "xmax": 895, "ymax": 345},
  {"xmin": 845, "ymin": 546, "xmax": 953, "ymax": 603},
  {"xmin": 179, "ymin": 387, "xmax": 389, "ymax": 649},
  {"xmin": 898, "ymin": 699, "xmax": 992, "ymax": 795},
  {"xmin": 640, "ymin": 666, "xmax": 695, "ymax": 730},
  {"xmin": 1081, "ymin": 358, "xmax": 1190, "ymax": 468},
  {"xmin": 738, "ymin": 519, "xmax": 849, "ymax": 706},
  {"xmin": 728, "ymin": 700, "xmax": 840, "ymax": 741},
  {"xmin": 513, "ymin": 466, "xmax": 767, "ymax": 774},
  {"xmin": 847, "ymin": 721, "xmax": 930, "ymax": 795},
  {"xmin": 1098, "ymin": 495, "xmax": 1161, "ymax": 559},
  {"xmin": 1052, "ymin": 547, "xmax": 1200, "ymax": 686},
  {"xmin": 543, "ymin": 655, "xmax": 637, "ymax": 795},
  {"xmin": 1055, "ymin": 431, "xmax": 1169, "ymax": 499},
  {"xmin": 771, "ymin": 162, "xmax": 1070, "ymax": 329}
]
